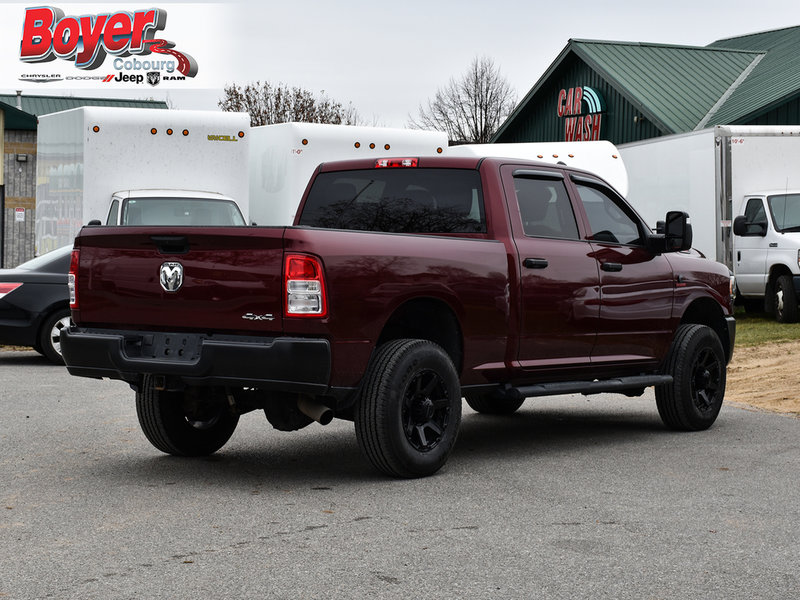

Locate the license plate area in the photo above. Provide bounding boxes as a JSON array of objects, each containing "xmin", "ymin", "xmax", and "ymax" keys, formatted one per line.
[{"xmin": 123, "ymin": 332, "xmax": 203, "ymax": 362}]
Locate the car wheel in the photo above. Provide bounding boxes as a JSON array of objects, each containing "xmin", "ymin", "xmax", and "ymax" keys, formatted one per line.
[
  {"xmin": 355, "ymin": 339, "xmax": 461, "ymax": 478},
  {"xmin": 774, "ymin": 275, "xmax": 799, "ymax": 323},
  {"xmin": 135, "ymin": 375, "xmax": 239, "ymax": 456},
  {"xmin": 655, "ymin": 324, "xmax": 726, "ymax": 431},
  {"xmin": 464, "ymin": 392, "xmax": 524, "ymax": 414},
  {"xmin": 38, "ymin": 307, "xmax": 71, "ymax": 364}
]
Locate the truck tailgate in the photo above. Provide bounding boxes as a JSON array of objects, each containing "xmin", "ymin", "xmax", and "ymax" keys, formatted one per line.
[{"xmin": 73, "ymin": 226, "xmax": 286, "ymax": 334}]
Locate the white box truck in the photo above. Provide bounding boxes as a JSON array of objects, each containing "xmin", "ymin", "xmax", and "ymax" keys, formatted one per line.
[
  {"xmin": 621, "ymin": 125, "xmax": 800, "ymax": 322},
  {"xmin": 248, "ymin": 122, "xmax": 447, "ymax": 225},
  {"xmin": 35, "ymin": 106, "xmax": 250, "ymax": 254},
  {"xmin": 448, "ymin": 140, "xmax": 629, "ymax": 197}
]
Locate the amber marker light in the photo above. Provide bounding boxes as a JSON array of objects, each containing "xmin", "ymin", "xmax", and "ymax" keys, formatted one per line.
[
  {"xmin": 302, "ymin": 138, "xmax": 308, "ymax": 145},
  {"xmin": 384, "ymin": 144, "xmax": 391, "ymax": 150},
  {"xmin": 182, "ymin": 129, "xmax": 189, "ymax": 136},
  {"xmin": 166, "ymin": 128, "xmax": 174, "ymax": 135},
  {"xmin": 238, "ymin": 131, "xmax": 245, "ymax": 138},
  {"xmin": 150, "ymin": 128, "xmax": 157, "ymax": 135},
  {"xmin": 437, "ymin": 147, "xmax": 443, "ymax": 154},
  {"xmin": 92, "ymin": 125, "xmax": 100, "ymax": 133},
  {"xmin": 369, "ymin": 143, "xmax": 376, "ymax": 149},
  {"xmin": 354, "ymin": 142, "xmax": 361, "ymax": 148}
]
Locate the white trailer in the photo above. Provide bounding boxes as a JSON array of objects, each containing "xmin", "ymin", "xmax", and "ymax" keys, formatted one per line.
[
  {"xmin": 621, "ymin": 125, "xmax": 800, "ymax": 322},
  {"xmin": 35, "ymin": 106, "xmax": 250, "ymax": 254},
  {"xmin": 248, "ymin": 122, "xmax": 447, "ymax": 225},
  {"xmin": 447, "ymin": 140, "xmax": 628, "ymax": 197}
]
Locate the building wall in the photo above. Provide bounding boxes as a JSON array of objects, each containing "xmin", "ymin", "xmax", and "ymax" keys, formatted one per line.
[
  {"xmin": 744, "ymin": 95, "xmax": 800, "ymax": 126},
  {"xmin": 496, "ymin": 54, "xmax": 663, "ymax": 145},
  {"xmin": 3, "ymin": 129, "xmax": 37, "ymax": 267}
]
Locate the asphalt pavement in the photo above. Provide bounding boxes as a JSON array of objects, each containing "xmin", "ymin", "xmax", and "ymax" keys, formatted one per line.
[{"xmin": 1, "ymin": 348, "xmax": 798, "ymax": 599}]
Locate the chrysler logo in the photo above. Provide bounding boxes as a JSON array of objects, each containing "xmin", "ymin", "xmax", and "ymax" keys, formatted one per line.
[{"xmin": 160, "ymin": 262, "xmax": 183, "ymax": 292}]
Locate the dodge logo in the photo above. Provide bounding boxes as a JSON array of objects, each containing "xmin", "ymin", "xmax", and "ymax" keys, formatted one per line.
[{"xmin": 160, "ymin": 262, "xmax": 183, "ymax": 292}]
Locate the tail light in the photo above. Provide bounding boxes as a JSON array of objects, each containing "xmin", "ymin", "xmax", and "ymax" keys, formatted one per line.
[
  {"xmin": 284, "ymin": 254, "xmax": 327, "ymax": 317},
  {"xmin": 68, "ymin": 249, "xmax": 79, "ymax": 308},
  {"xmin": 375, "ymin": 158, "xmax": 418, "ymax": 168},
  {"xmin": 0, "ymin": 283, "xmax": 22, "ymax": 299}
]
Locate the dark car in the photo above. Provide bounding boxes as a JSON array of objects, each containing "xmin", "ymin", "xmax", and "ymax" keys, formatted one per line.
[{"xmin": 0, "ymin": 245, "xmax": 72, "ymax": 363}]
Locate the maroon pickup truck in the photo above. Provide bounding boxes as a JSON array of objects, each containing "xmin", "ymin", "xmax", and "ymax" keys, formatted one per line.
[{"xmin": 62, "ymin": 155, "xmax": 735, "ymax": 478}]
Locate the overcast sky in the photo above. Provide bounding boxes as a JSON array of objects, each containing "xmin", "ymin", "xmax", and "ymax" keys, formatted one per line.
[{"xmin": 3, "ymin": 0, "xmax": 800, "ymax": 127}]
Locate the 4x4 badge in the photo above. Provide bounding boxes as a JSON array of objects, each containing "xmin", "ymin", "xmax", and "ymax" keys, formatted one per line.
[{"xmin": 160, "ymin": 262, "xmax": 183, "ymax": 292}]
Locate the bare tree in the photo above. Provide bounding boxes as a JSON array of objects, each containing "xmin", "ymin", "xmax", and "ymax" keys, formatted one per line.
[
  {"xmin": 219, "ymin": 81, "xmax": 361, "ymax": 127},
  {"xmin": 410, "ymin": 56, "xmax": 517, "ymax": 144}
]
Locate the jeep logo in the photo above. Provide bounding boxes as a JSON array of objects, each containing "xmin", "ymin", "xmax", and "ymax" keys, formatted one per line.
[{"xmin": 159, "ymin": 262, "xmax": 183, "ymax": 292}]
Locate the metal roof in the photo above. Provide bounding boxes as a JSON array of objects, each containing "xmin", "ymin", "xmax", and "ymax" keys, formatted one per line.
[
  {"xmin": 705, "ymin": 26, "xmax": 800, "ymax": 124},
  {"xmin": 0, "ymin": 94, "xmax": 167, "ymax": 117},
  {"xmin": 570, "ymin": 40, "xmax": 762, "ymax": 133},
  {"xmin": 0, "ymin": 94, "xmax": 167, "ymax": 130},
  {"xmin": 493, "ymin": 26, "xmax": 800, "ymax": 141}
]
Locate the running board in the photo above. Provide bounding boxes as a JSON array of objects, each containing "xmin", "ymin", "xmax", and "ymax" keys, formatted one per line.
[{"xmin": 501, "ymin": 375, "xmax": 673, "ymax": 401}]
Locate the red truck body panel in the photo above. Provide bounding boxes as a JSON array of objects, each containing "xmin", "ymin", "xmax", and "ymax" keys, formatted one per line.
[{"xmin": 65, "ymin": 155, "xmax": 735, "ymax": 395}]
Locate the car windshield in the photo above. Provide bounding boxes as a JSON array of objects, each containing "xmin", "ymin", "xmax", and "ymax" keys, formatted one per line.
[
  {"xmin": 120, "ymin": 198, "xmax": 246, "ymax": 226},
  {"xmin": 16, "ymin": 245, "xmax": 73, "ymax": 272},
  {"xmin": 768, "ymin": 193, "xmax": 800, "ymax": 232}
]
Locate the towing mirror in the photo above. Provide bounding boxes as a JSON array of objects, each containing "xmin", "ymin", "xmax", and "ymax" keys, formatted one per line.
[
  {"xmin": 664, "ymin": 211, "xmax": 692, "ymax": 252},
  {"xmin": 732, "ymin": 215, "xmax": 767, "ymax": 237}
]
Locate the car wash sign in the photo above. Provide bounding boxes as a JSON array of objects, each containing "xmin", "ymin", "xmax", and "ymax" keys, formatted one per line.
[{"xmin": 556, "ymin": 86, "xmax": 605, "ymax": 141}]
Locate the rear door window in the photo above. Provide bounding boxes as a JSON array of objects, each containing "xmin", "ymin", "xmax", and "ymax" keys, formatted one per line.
[
  {"xmin": 513, "ymin": 176, "xmax": 579, "ymax": 240},
  {"xmin": 299, "ymin": 168, "xmax": 486, "ymax": 234}
]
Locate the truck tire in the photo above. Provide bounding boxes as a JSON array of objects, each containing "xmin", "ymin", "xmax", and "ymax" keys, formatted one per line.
[
  {"xmin": 464, "ymin": 392, "xmax": 524, "ymax": 415},
  {"xmin": 655, "ymin": 324, "xmax": 726, "ymax": 431},
  {"xmin": 38, "ymin": 307, "xmax": 71, "ymax": 364},
  {"xmin": 355, "ymin": 339, "xmax": 461, "ymax": 478},
  {"xmin": 135, "ymin": 375, "xmax": 239, "ymax": 456},
  {"xmin": 774, "ymin": 275, "xmax": 799, "ymax": 323}
]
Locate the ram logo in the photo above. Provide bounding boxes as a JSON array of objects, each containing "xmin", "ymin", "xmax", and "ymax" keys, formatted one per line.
[{"xmin": 159, "ymin": 262, "xmax": 184, "ymax": 292}]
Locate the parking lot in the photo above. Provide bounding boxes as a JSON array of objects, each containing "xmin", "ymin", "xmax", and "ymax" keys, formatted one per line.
[{"xmin": 2, "ymin": 347, "xmax": 799, "ymax": 599}]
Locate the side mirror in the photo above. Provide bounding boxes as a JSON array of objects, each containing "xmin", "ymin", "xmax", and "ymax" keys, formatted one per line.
[
  {"xmin": 732, "ymin": 215, "xmax": 767, "ymax": 237},
  {"xmin": 664, "ymin": 211, "xmax": 692, "ymax": 252}
]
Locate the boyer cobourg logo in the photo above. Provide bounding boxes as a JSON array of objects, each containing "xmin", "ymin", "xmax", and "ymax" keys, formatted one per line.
[{"xmin": 18, "ymin": 6, "xmax": 198, "ymax": 84}]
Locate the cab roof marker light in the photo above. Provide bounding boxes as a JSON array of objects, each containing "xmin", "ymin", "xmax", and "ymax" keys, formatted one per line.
[{"xmin": 375, "ymin": 158, "xmax": 419, "ymax": 168}]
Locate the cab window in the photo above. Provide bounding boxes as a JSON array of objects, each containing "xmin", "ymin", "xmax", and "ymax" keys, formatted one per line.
[
  {"xmin": 575, "ymin": 183, "xmax": 643, "ymax": 245},
  {"xmin": 513, "ymin": 176, "xmax": 579, "ymax": 240}
]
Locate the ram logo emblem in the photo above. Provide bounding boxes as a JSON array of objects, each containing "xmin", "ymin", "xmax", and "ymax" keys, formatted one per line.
[{"xmin": 159, "ymin": 262, "xmax": 184, "ymax": 292}]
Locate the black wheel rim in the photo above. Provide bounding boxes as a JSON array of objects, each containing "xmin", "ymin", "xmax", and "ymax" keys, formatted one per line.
[
  {"xmin": 401, "ymin": 369, "xmax": 451, "ymax": 452},
  {"xmin": 690, "ymin": 348, "xmax": 722, "ymax": 413}
]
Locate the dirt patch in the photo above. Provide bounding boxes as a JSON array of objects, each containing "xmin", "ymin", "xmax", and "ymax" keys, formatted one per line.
[{"xmin": 726, "ymin": 340, "xmax": 800, "ymax": 417}]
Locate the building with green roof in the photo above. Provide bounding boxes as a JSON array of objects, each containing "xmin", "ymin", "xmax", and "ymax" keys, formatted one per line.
[
  {"xmin": 492, "ymin": 25, "xmax": 800, "ymax": 145},
  {"xmin": 1, "ymin": 93, "xmax": 167, "ymax": 266}
]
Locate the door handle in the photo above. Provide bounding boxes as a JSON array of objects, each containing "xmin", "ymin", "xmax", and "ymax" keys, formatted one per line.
[
  {"xmin": 523, "ymin": 258, "xmax": 549, "ymax": 269},
  {"xmin": 601, "ymin": 262, "xmax": 623, "ymax": 272}
]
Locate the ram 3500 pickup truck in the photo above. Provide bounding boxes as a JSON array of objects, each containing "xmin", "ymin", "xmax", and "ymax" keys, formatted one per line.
[{"xmin": 62, "ymin": 155, "xmax": 736, "ymax": 478}]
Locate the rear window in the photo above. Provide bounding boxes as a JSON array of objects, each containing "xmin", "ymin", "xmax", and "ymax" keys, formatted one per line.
[
  {"xmin": 298, "ymin": 168, "xmax": 486, "ymax": 234},
  {"xmin": 121, "ymin": 198, "xmax": 246, "ymax": 226}
]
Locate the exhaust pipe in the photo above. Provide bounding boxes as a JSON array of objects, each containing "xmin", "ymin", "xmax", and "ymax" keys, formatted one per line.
[{"xmin": 297, "ymin": 396, "xmax": 333, "ymax": 426}]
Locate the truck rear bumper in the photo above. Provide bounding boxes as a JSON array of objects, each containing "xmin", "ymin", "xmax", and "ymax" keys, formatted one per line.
[{"xmin": 61, "ymin": 327, "xmax": 331, "ymax": 394}]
